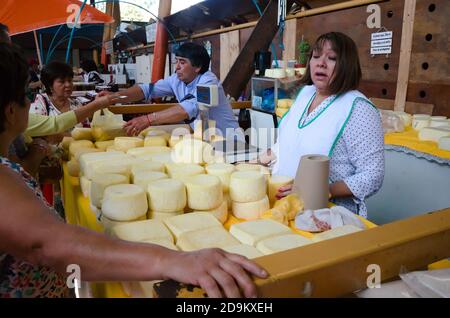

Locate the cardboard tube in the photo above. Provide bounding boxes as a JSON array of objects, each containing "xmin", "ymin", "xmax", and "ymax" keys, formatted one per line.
[{"xmin": 293, "ymin": 155, "xmax": 329, "ymax": 210}]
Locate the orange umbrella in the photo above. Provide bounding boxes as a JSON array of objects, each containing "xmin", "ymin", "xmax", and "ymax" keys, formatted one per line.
[{"xmin": 0, "ymin": 0, "xmax": 114, "ymax": 35}]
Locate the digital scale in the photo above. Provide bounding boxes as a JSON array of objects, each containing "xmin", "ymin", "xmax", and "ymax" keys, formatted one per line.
[{"xmin": 196, "ymin": 84, "xmax": 260, "ymax": 163}]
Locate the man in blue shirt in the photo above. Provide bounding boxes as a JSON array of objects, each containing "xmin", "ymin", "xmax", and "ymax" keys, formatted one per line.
[{"xmin": 102, "ymin": 43, "xmax": 239, "ymax": 138}]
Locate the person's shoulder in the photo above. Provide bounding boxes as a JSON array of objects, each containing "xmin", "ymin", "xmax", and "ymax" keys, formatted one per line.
[{"xmin": 199, "ymin": 71, "xmax": 219, "ymax": 84}]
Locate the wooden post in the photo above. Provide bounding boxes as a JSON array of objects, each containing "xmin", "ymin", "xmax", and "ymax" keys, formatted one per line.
[
  {"xmin": 100, "ymin": 2, "xmax": 113, "ymax": 66},
  {"xmin": 394, "ymin": 0, "xmax": 417, "ymax": 112},
  {"xmin": 151, "ymin": 0, "xmax": 172, "ymax": 82},
  {"xmin": 109, "ymin": 2, "xmax": 121, "ymax": 65},
  {"xmin": 219, "ymin": 30, "xmax": 240, "ymax": 82},
  {"xmin": 33, "ymin": 30, "xmax": 43, "ymax": 67},
  {"xmin": 282, "ymin": 18, "xmax": 297, "ymax": 63}
]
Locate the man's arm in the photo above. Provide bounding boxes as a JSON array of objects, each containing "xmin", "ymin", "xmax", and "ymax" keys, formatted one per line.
[{"xmin": 97, "ymin": 85, "xmax": 146, "ymax": 104}]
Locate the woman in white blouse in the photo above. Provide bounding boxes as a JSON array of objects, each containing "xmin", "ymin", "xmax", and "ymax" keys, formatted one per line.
[{"xmin": 260, "ymin": 32, "xmax": 385, "ymax": 218}]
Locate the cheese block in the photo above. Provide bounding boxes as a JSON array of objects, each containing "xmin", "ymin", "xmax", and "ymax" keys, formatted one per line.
[
  {"xmin": 418, "ymin": 127, "xmax": 450, "ymax": 142},
  {"xmin": 127, "ymin": 146, "xmax": 171, "ymax": 157},
  {"xmin": 147, "ymin": 179, "xmax": 186, "ymax": 212},
  {"xmin": 133, "ymin": 171, "xmax": 167, "ymax": 190},
  {"xmin": 100, "ymin": 214, "xmax": 147, "ymax": 233},
  {"xmin": 95, "ymin": 140, "xmax": 115, "ymax": 151},
  {"xmin": 229, "ymin": 219, "xmax": 292, "ymax": 246},
  {"xmin": 90, "ymin": 160, "xmax": 132, "ymax": 180},
  {"xmin": 80, "ymin": 176, "xmax": 91, "ymax": 198},
  {"xmin": 165, "ymin": 163, "xmax": 204, "ymax": 180},
  {"xmin": 114, "ymin": 137, "xmax": 144, "ymax": 152},
  {"xmin": 311, "ymin": 225, "xmax": 363, "ymax": 242},
  {"xmin": 429, "ymin": 119, "xmax": 450, "ymax": 128},
  {"xmin": 193, "ymin": 201, "xmax": 228, "ymax": 224},
  {"xmin": 438, "ymin": 136, "xmax": 450, "ymax": 151},
  {"xmin": 73, "ymin": 147, "xmax": 103, "ymax": 161},
  {"xmin": 69, "ymin": 140, "xmax": 94, "ymax": 158},
  {"xmin": 184, "ymin": 174, "xmax": 223, "ymax": 210},
  {"xmin": 90, "ymin": 173, "xmax": 129, "ymax": 208},
  {"xmin": 163, "ymin": 211, "xmax": 222, "ymax": 239},
  {"xmin": 140, "ymin": 237, "xmax": 178, "ymax": 249},
  {"xmin": 111, "ymin": 219, "xmax": 173, "ymax": 242},
  {"xmin": 145, "ymin": 152, "xmax": 175, "ymax": 164},
  {"xmin": 148, "ymin": 210, "xmax": 183, "ymax": 221},
  {"xmin": 144, "ymin": 136, "xmax": 167, "ymax": 147},
  {"xmin": 61, "ymin": 136, "xmax": 74, "ymax": 150},
  {"xmin": 92, "ymin": 125, "xmax": 126, "ymax": 142},
  {"xmin": 232, "ymin": 195, "xmax": 270, "ymax": 220},
  {"xmin": 131, "ymin": 161, "xmax": 165, "ymax": 175},
  {"xmin": 256, "ymin": 234, "xmax": 312, "ymax": 255},
  {"xmin": 412, "ymin": 117, "xmax": 430, "ymax": 131},
  {"xmin": 229, "ymin": 171, "xmax": 267, "ymax": 203},
  {"xmin": 173, "ymin": 138, "xmax": 215, "ymax": 164},
  {"xmin": 268, "ymin": 175, "xmax": 294, "ymax": 205},
  {"xmin": 101, "ymin": 184, "xmax": 148, "ymax": 221},
  {"xmin": 67, "ymin": 159, "xmax": 80, "ymax": 177},
  {"xmin": 222, "ymin": 244, "xmax": 263, "ymax": 259},
  {"xmin": 71, "ymin": 127, "xmax": 93, "ymax": 141},
  {"xmin": 80, "ymin": 152, "xmax": 129, "ymax": 179},
  {"xmin": 205, "ymin": 163, "xmax": 235, "ymax": 192},
  {"xmin": 106, "ymin": 145, "xmax": 117, "ymax": 152},
  {"xmin": 176, "ymin": 227, "xmax": 240, "ymax": 251},
  {"xmin": 143, "ymin": 129, "xmax": 171, "ymax": 142}
]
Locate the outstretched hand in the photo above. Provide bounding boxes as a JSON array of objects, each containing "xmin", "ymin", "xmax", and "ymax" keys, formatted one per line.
[{"xmin": 124, "ymin": 115, "xmax": 150, "ymax": 136}]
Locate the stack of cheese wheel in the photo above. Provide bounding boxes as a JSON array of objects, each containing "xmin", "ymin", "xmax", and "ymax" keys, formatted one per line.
[
  {"xmin": 127, "ymin": 146, "xmax": 171, "ymax": 157},
  {"xmin": 267, "ymin": 175, "xmax": 294, "ymax": 206},
  {"xmin": 229, "ymin": 170, "xmax": 269, "ymax": 220},
  {"xmin": 101, "ymin": 184, "xmax": 148, "ymax": 227},
  {"xmin": 205, "ymin": 163, "xmax": 235, "ymax": 222},
  {"xmin": 165, "ymin": 163, "xmax": 205, "ymax": 181},
  {"xmin": 147, "ymin": 179, "xmax": 186, "ymax": 220},
  {"xmin": 172, "ymin": 138, "xmax": 215, "ymax": 165},
  {"xmin": 114, "ymin": 136, "xmax": 144, "ymax": 152},
  {"xmin": 67, "ymin": 140, "xmax": 96, "ymax": 176},
  {"xmin": 184, "ymin": 174, "xmax": 227, "ymax": 224},
  {"xmin": 71, "ymin": 127, "xmax": 93, "ymax": 141}
]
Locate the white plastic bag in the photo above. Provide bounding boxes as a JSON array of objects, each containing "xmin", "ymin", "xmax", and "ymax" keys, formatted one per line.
[{"xmin": 91, "ymin": 109, "xmax": 126, "ymax": 141}]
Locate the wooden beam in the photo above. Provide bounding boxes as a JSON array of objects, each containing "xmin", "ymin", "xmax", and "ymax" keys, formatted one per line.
[
  {"xmin": 222, "ymin": 0, "xmax": 281, "ymax": 99},
  {"xmin": 394, "ymin": 0, "xmax": 417, "ymax": 112},
  {"xmin": 219, "ymin": 30, "xmax": 240, "ymax": 82},
  {"xmin": 154, "ymin": 208, "xmax": 450, "ymax": 298},
  {"xmin": 282, "ymin": 18, "xmax": 297, "ymax": 63}
]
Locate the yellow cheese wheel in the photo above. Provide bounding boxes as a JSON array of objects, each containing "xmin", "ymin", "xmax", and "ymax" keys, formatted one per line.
[{"xmin": 184, "ymin": 174, "xmax": 223, "ymax": 210}]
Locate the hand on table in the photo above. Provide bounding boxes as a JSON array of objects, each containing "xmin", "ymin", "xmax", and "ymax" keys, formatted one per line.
[
  {"xmin": 164, "ymin": 248, "xmax": 268, "ymax": 298},
  {"xmin": 123, "ymin": 115, "xmax": 150, "ymax": 136}
]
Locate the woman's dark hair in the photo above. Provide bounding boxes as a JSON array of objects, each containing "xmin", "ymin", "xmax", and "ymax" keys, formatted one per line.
[
  {"xmin": 0, "ymin": 23, "xmax": 10, "ymax": 43},
  {"xmin": 175, "ymin": 42, "xmax": 210, "ymax": 74},
  {"xmin": 80, "ymin": 59, "xmax": 98, "ymax": 73},
  {"xmin": 41, "ymin": 61, "xmax": 74, "ymax": 95},
  {"xmin": 0, "ymin": 43, "xmax": 29, "ymax": 133},
  {"xmin": 300, "ymin": 32, "xmax": 362, "ymax": 95}
]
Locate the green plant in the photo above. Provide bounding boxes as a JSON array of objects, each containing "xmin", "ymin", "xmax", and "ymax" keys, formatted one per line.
[{"xmin": 298, "ymin": 39, "xmax": 311, "ymax": 66}]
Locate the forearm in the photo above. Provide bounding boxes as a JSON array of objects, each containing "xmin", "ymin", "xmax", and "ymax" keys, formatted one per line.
[
  {"xmin": 149, "ymin": 105, "xmax": 189, "ymax": 125},
  {"xmin": 329, "ymin": 181, "xmax": 353, "ymax": 199},
  {"xmin": 113, "ymin": 85, "xmax": 146, "ymax": 104},
  {"xmin": 26, "ymin": 112, "xmax": 77, "ymax": 137}
]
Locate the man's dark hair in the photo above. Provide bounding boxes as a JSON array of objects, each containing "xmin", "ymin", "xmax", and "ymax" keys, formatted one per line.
[
  {"xmin": 80, "ymin": 59, "xmax": 98, "ymax": 73},
  {"xmin": 0, "ymin": 23, "xmax": 11, "ymax": 43},
  {"xmin": 41, "ymin": 61, "xmax": 74, "ymax": 95},
  {"xmin": 300, "ymin": 32, "xmax": 362, "ymax": 95},
  {"xmin": 175, "ymin": 42, "xmax": 210, "ymax": 74},
  {"xmin": 0, "ymin": 43, "xmax": 29, "ymax": 133}
]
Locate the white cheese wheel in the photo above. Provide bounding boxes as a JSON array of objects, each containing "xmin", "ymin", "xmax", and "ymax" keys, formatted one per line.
[
  {"xmin": 79, "ymin": 151, "xmax": 127, "ymax": 177},
  {"xmin": 229, "ymin": 219, "xmax": 292, "ymax": 246},
  {"xmin": 61, "ymin": 136, "xmax": 74, "ymax": 150},
  {"xmin": 165, "ymin": 163, "xmax": 204, "ymax": 180},
  {"xmin": 114, "ymin": 137, "xmax": 144, "ymax": 152},
  {"xmin": 90, "ymin": 173, "xmax": 129, "ymax": 208},
  {"xmin": 73, "ymin": 148, "xmax": 103, "ymax": 161},
  {"xmin": 144, "ymin": 136, "xmax": 167, "ymax": 147},
  {"xmin": 431, "ymin": 116, "xmax": 447, "ymax": 121},
  {"xmin": 147, "ymin": 179, "xmax": 186, "ymax": 212},
  {"xmin": 235, "ymin": 163, "xmax": 262, "ymax": 172},
  {"xmin": 184, "ymin": 174, "xmax": 223, "ymax": 210},
  {"xmin": 163, "ymin": 211, "xmax": 222, "ymax": 239},
  {"xmin": 131, "ymin": 161, "xmax": 165, "ymax": 175},
  {"xmin": 223, "ymin": 192, "xmax": 232, "ymax": 211},
  {"xmin": 69, "ymin": 140, "xmax": 94, "ymax": 158},
  {"xmin": 145, "ymin": 152, "xmax": 175, "ymax": 164},
  {"xmin": 100, "ymin": 214, "xmax": 147, "ymax": 233},
  {"xmin": 133, "ymin": 171, "xmax": 167, "ymax": 190},
  {"xmin": 438, "ymin": 136, "xmax": 450, "ymax": 151},
  {"xmin": 176, "ymin": 227, "xmax": 240, "ymax": 251},
  {"xmin": 418, "ymin": 127, "xmax": 450, "ymax": 142},
  {"xmin": 268, "ymin": 175, "xmax": 294, "ymax": 205},
  {"xmin": 143, "ymin": 129, "xmax": 171, "ymax": 141},
  {"xmin": 205, "ymin": 163, "xmax": 235, "ymax": 192},
  {"xmin": 71, "ymin": 127, "xmax": 93, "ymax": 141},
  {"xmin": 232, "ymin": 195, "xmax": 270, "ymax": 220},
  {"xmin": 222, "ymin": 244, "xmax": 264, "ymax": 259},
  {"xmin": 148, "ymin": 210, "xmax": 183, "ymax": 221},
  {"xmin": 255, "ymin": 234, "xmax": 312, "ymax": 255},
  {"xmin": 101, "ymin": 184, "xmax": 148, "ymax": 221},
  {"xmin": 229, "ymin": 171, "xmax": 267, "ymax": 203},
  {"xmin": 193, "ymin": 200, "xmax": 228, "ymax": 224},
  {"xmin": 412, "ymin": 117, "xmax": 430, "ymax": 131},
  {"xmin": 82, "ymin": 154, "xmax": 131, "ymax": 179},
  {"xmin": 311, "ymin": 225, "xmax": 363, "ymax": 242},
  {"xmin": 80, "ymin": 176, "xmax": 91, "ymax": 198},
  {"xmin": 111, "ymin": 219, "xmax": 173, "ymax": 242},
  {"xmin": 95, "ymin": 140, "xmax": 115, "ymax": 151},
  {"xmin": 173, "ymin": 138, "xmax": 215, "ymax": 164},
  {"xmin": 67, "ymin": 159, "xmax": 80, "ymax": 177},
  {"xmin": 127, "ymin": 146, "xmax": 171, "ymax": 157},
  {"xmin": 429, "ymin": 119, "xmax": 450, "ymax": 128}
]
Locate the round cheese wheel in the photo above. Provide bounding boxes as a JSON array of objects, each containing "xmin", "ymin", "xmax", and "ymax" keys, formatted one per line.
[
  {"xmin": 90, "ymin": 160, "xmax": 133, "ymax": 180},
  {"xmin": 67, "ymin": 159, "xmax": 80, "ymax": 177},
  {"xmin": 131, "ymin": 161, "xmax": 165, "ymax": 175},
  {"xmin": 193, "ymin": 200, "xmax": 228, "ymax": 224},
  {"xmin": 61, "ymin": 136, "xmax": 74, "ymax": 150},
  {"xmin": 232, "ymin": 195, "xmax": 270, "ymax": 220},
  {"xmin": 173, "ymin": 138, "xmax": 215, "ymax": 164},
  {"xmin": 147, "ymin": 179, "xmax": 186, "ymax": 212},
  {"xmin": 95, "ymin": 140, "xmax": 115, "ymax": 151},
  {"xmin": 127, "ymin": 146, "xmax": 171, "ymax": 157},
  {"xmin": 165, "ymin": 163, "xmax": 204, "ymax": 180},
  {"xmin": 133, "ymin": 171, "xmax": 168, "ymax": 190},
  {"xmin": 229, "ymin": 171, "xmax": 267, "ymax": 203},
  {"xmin": 185, "ymin": 174, "xmax": 223, "ymax": 210},
  {"xmin": 144, "ymin": 136, "xmax": 167, "ymax": 147},
  {"xmin": 100, "ymin": 214, "xmax": 147, "ymax": 233},
  {"xmin": 71, "ymin": 127, "xmax": 93, "ymax": 141},
  {"xmin": 148, "ymin": 210, "xmax": 184, "ymax": 221},
  {"xmin": 69, "ymin": 140, "xmax": 94, "ymax": 158},
  {"xmin": 114, "ymin": 137, "xmax": 144, "ymax": 152},
  {"xmin": 205, "ymin": 163, "xmax": 235, "ymax": 192},
  {"xmin": 90, "ymin": 173, "xmax": 129, "ymax": 208},
  {"xmin": 145, "ymin": 152, "xmax": 175, "ymax": 164},
  {"xmin": 268, "ymin": 175, "xmax": 294, "ymax": 205},
  {"xmin": 101, "ymin": 184, "xmax": 148, "ymax": 221},
  {"xmin": 235, "ymin": 163, "xmax": 262, "ymax": 172}
]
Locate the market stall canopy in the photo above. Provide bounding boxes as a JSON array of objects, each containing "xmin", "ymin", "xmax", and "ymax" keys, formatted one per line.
[{"xmin": 0, "ymin": 0, "xmax": 114, "ymax": 35}]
